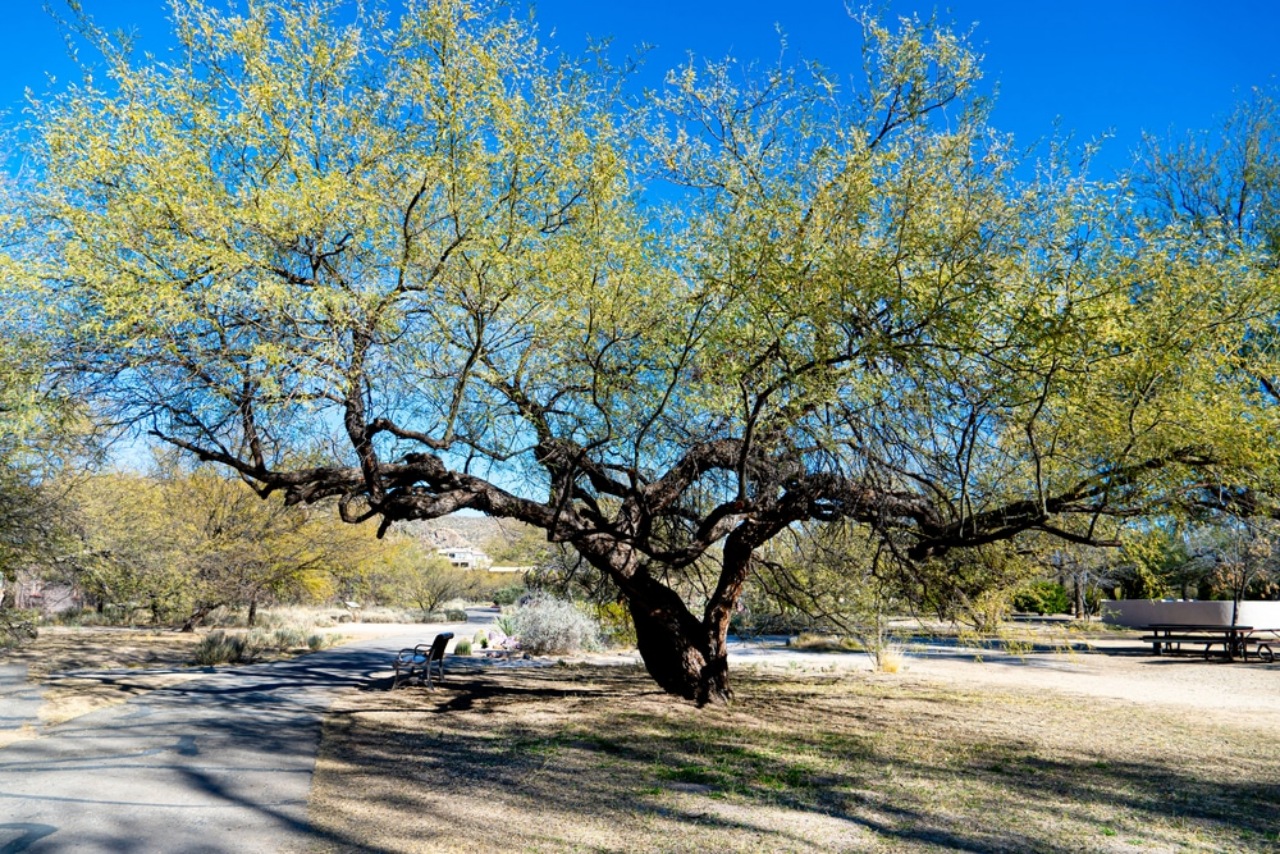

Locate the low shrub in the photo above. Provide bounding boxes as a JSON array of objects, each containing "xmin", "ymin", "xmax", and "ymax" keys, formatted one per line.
[
  {"xmin": 510, "ymin": 594, "xmax": 601, "ymax": 655},
  {"xmin": 791, "ymin": 632, "xmax": 861, "ymax": 651},
  {"xmin": 1012, "ymin": 581, "xmax": 1071, "ymax": 616},
  {"xmin": 593, "ymin": 600, "xmax": 637, "ymax": 648},
  {"xmin": 271, "ymin": 626, "xmax": 310, "ymax": 649},
  {"xmin": 454, "ymin": 639, "xmax": 473, "ymax": 655},
  {"xmin": 0, "ymin": 609, "xmax": 39, "ymax": 649},
  {"xmin": 491, "ymin": 585, "xmax": 525, "ymax": 607},
  {"xmin": 51, "ymin": 607, "xmax": 112, "ymax": 628},
  {"xmin": 307, "ymin": 632, "xmax": 335, "ymax": 651},
  {"xmin": 360, "ymin": 607, "xmax": 421, "ymax": 624},
  {"xmin": 193, "ymin": 630, "xmax": 239, "ymax": 665},
  {"xmin": 194, "ymin": 624, "xmax": 335, "ymax": 665}
]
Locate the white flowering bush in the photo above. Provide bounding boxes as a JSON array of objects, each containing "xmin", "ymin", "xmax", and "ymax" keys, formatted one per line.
[{"xmin": 510, "ymin": 594, "xmax": 602, "ymax": 655}]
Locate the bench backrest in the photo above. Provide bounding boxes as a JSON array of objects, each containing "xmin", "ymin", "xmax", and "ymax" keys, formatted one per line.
[{"xmin": 429, "ymin": 632, "xmax": 453, "ymax": 661}]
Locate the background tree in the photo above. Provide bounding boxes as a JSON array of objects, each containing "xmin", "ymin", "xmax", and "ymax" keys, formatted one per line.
[
  {"xmin": 163, "ymin": 463, "xmax": 382, "ymax": 628},
  {"xmin": 69, "ymin": 471, "xmax": 188, "ymax": 623},
  {"xmin": 1179, "ymin": 519, "xmax": 1280, "ymax": 624},
  {"xmin": 0, "ymin": 166, "xmax": 91, "ymax": 611},
  {"xmin": 1139, "ymin": 88, "xmax": 1279, "ymax": 263},
  {"xmin": 753, "ymin": 522, "xmax": 908, "ymax": 668},
  {"xmin": 22, "ymin": 0, "xmax": 1280, "ymax": 702},
  {"xmin": 69, "ymin": 464, "xmax": 388, "ymax": 627},
  {"xmin": 398, "ymin": 555, "xmax": 477, "ymax": 615}
]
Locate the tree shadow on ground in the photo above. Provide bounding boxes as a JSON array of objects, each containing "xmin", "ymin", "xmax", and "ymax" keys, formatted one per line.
[{"xmin": 311, "ymin": 665, "xmax": 1280, "ymax": 852}]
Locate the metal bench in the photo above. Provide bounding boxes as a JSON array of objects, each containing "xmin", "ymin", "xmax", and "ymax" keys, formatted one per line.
[{"xmin": 392, "ymin": 632, "xmax": 453, "ymax": 689}]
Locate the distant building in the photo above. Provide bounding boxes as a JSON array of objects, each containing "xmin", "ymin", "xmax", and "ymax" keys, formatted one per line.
[
  {"xmin": 436, "ymin": 546, "xmax": 492, "ymax": 570},
  {"xmin": 5, "ymin": 571, "xmax": 85, "ymax": 614}
]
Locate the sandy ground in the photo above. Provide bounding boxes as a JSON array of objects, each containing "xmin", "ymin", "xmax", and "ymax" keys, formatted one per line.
[
  {"xmin": 8, "ymin": 619, "xmax": 1278, "ymax": 737},
  {"xmin": 325, "ymin": 618, "xmax": 1280, "ymax": 721},
  {"xmin": 303, "ymin": 630, "xmax": 1280, "ymax": 854},
  {"xmin": 899, "ymin": 643, "xmax": 1280, "ymax": 718},
  {"xmin": 718, "ymin": 639, "xmax": 1280, "ymax": 721}
]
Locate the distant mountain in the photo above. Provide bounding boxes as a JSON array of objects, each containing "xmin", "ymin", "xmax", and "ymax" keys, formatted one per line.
[{"xmin": 394, "ymin": 515, "xmax": 539, "ymax": 555}]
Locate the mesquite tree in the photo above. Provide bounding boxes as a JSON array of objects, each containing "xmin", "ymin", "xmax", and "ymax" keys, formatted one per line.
[{"xmin": 16, "ymin": 0, "xmax": 1280, "ymax": 702}]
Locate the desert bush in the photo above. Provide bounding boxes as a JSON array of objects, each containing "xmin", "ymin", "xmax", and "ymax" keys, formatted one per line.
[
  {"xmin": 271, "ymin": 626, "xmax": 309, "ymax": 648},
  {"xmin": 418, "ymin": 608, "xmax": 468, "ymax": 622},
  {"xmin": 51, "ymin": 607, "xmax": 111, "ymax": 628},
  {"xmin": 193, "ymin": 630, "xmax": 239, "ymax": 665},
  {"xmin": 194, "ymin": 625, "xmax": 328, "ymax": 664},
  {"xmin": 0, "ymin": 609, "xmax": 39, "ymax": 649},
  {"xmin": 592, "ymin": 600, "xmax": 637, "ymax": 648},
  {"xmin": 454, "ymin": 638, "xmax": 472, "ymax": 655},
  {"xmin": 1011, "ymin": 581, "xmax": 1071, "ymax": 616},
  {"xmin": 359, "ymin": 607, "xmax": 420, "ymax": 623},
  {"xmin": 510, "ymin": 594, "xmax": 601, "ymax": 655},
  {"xmin": 791, "ymin": 632, "xmax": 861, "ymax": 651},
  {"xmin": 307, "ymin": 632, "xmax": 335, "ymax": 651},
  {"xmin": 491, "ymin": 585, "xmax": 525, "ymax": 606}
]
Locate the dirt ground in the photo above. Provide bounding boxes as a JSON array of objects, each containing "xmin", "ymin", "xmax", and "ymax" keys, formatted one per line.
[
  {"xmin": 302, "ymin": 643, "xmax": 1280, "ymax": 854},
  {"xmin": 5, "ymin": 626, "xmax": 1279, "ymax": 851},
  {"xmin": 0, "ymin": 626, "xmax": 204, "ymax": 738}
]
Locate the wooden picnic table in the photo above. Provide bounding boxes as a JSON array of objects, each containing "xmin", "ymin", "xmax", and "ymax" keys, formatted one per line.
[{"xmin": 1140, "ymin": 624, "xmax": 1277, "ymax": 662}]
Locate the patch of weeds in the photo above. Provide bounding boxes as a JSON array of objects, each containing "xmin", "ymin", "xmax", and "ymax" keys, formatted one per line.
[
  {"xmin": 658, "ymin": 763, "xmax": 719, "ymax": 786},
  {"xmin": 507, "ymin": 733, "xmax": 566, "ymax": 759},
  {"xmin": 193, "ymin": 625, "xmax": 333, "ymax": 665}
]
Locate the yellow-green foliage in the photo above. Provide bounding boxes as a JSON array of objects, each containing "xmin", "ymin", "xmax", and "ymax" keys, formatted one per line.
[
  {"xmin": 10, "ymin": 0, "xmax": 1280, "ymax": 680},
  {"xmin": 70, "ymin": 464, "xmax": 406, "ymax": 622}
]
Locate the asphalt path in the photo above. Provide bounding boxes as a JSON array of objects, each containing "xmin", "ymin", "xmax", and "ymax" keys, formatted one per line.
[{"xmin": 0, "ymin": 621, "xmax": 476, "ymax": 854}]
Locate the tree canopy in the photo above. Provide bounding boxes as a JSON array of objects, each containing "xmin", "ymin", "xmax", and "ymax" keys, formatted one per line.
[{"xmin": 13, "ymin": 0, "xmax": 1280, "ymax": 702}]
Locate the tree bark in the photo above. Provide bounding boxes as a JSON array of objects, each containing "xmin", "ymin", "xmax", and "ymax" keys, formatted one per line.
[
  {"xmin": 626, "ymin": 576, "xmax": 732, "ymax": 706},
  {"xmin": 180, "ymin": 602, "xmax": 221, "ymax": 633}
]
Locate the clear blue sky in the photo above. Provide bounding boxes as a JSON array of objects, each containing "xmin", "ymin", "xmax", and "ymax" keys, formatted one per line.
[{"xmin": 2, "ymin": 0, "xmax": 1277, "ymax": 179}]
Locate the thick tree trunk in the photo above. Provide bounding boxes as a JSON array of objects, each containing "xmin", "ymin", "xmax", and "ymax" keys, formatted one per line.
[
  {"xmin": 180, "ymin": 602, "xmax": 221, "ymax": 633},
  {"xmin": 626, "ymin": 577, "xmax": 732, "ymax": 706},
  {"xmin": 248, "ymin": 596, "xmax": 258, "ymax": 627}
]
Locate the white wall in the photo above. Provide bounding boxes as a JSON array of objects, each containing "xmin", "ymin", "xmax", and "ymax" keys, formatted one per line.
[{"xmin": 1102, "ymin": 599, "xmax": 1280, "ymax": 628}]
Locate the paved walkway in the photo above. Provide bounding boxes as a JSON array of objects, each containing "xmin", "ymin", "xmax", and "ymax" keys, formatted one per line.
[{"xmin": 0, "ymin": 625, "xmax": 472, "ymax": 854}]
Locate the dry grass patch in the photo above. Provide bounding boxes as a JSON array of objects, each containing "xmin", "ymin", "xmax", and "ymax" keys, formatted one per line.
[
  {"xmin": 4, "ymin": 626, "xmax": 203, "ymax": 679},
  {"xmin": 304, "ymin": 663, "xmax": 1280, "ymax": 853},
  {"xmin": 2, "ymin": 628, "xmax": 203, "ymax": 736}
]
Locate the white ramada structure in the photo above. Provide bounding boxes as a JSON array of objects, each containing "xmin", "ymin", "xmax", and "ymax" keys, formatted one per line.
[{"xmin": 1103, "ymin": 599, "xmax": 1280, "ymax": 628}]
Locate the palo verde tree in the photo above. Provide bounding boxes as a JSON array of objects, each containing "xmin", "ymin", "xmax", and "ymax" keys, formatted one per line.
[
  {"xmin": 0, "ymin": 164, "xmax": 92, "ymax": 609},
  {"xmin": 70, "ymin": 462, "xmax": 384, "ymax": 627},
  {"xmin": 18, "ymin": 0, "xmax": 1280, "ymax": 702}
]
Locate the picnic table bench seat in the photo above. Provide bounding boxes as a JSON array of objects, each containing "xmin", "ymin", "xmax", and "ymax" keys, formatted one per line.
[
  {"xmin": 392, "ymin": 632, "xmax": 453, "ymax": 689},
  {"xmin": 1140, "ymin": 624, "xmax": 1276, "ymax": 662}
]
